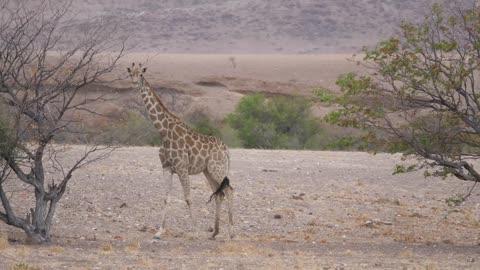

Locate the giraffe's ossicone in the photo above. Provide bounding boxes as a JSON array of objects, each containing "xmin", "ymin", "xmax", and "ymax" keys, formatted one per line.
[{"xmin": 127, "ymin": 63, "xmax": 234, "ymax": 240}]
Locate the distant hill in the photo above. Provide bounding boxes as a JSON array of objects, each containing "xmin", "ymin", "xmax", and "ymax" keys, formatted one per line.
[{"xmin": 52, "ymin": 0, "xmax": 459, "ymax": 54}]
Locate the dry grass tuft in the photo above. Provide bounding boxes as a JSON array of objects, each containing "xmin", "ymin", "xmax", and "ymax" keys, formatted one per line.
[
  {"xmin": 125, "ymin": 239, "xmax": 141, "ymax": 253},
  {"xmin": 463, "ymin": 210, "xmax": 480, "ymax": 228},
  {"xmin": 0, "ymin": 232, "xmax": 9, "ymax": 250},
  {"xmin": 99, "ymin": 242, "xmax": 113, "ymax": 255},
  {"xmin": 15, "ymin": 246, "xmax": 31, "ymax": 258},
  {"xmin": 374, "ymin": 198, "xmax": 401, "ymax": 206},
  {"xmin": 395, "ymin": 232, "xmax": 419, "ymax": 244},
  {"xmin": 11, "ymin": 263, "xmax": 42, "ymax": 270},
  {"xmin": 48, "ymin": 246, "xmax": 64, "ymax": 253},
  {"xmin": 425, "ymin": 263, "xmax": 438, "ymax": 270},
  {"xmin": 216, "ymin": 241, "xmax": 263, "ymax": 254},
  {"xmin": 400, "ymin": 249, "xmax": 414, "ymax": 258},
  {"xmin": 354, "ymin": 214, "xmax": 372, "ymax": 224}
]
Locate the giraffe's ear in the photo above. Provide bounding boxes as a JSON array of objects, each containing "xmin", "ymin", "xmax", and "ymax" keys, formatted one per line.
[
  {"xmin": 142, "ymin": 67, "xmax": 147, "ymax": 73},
  {"xmin": 127, "ymin": 67, "xmax": 131, "ymax": 73}
]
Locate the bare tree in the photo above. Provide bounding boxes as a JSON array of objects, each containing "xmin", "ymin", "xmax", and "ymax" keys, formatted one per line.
[{"xmin": 0, "ymin": 0, "xmax": 124, "ymax": 243}]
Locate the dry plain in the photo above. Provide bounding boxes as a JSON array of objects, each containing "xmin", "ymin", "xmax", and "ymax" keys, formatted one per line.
[
  {"xmin": 0, "ymin": 146, "xmax": 479, "ymax": 269},
  {"xmin": 0, "ymin": 54, "xmax": 479, "ymax": 269}
]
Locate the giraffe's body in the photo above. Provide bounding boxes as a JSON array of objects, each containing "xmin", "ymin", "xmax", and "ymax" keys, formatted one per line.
[{"xmin": 127, "ymin": 63, "xmax": 233, "ymax": 239}]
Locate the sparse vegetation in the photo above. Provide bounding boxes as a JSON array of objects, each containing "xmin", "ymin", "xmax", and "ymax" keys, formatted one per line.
[
  {"xmin": 185, "ymin": 109, "xmax": 222, "ymax": 139},
  {"xmin": 11, "ymin": 264, "xmax": 42, "ymax": 270},
  {"xmin": 0, "ymin": 0, "xmax": 124, "ymax": 243},
  {"xmin": 126, "ymin": 239, "xmax": 141, "ymax": 253},
  {"xmin": 226, "ymin": 94, "xmax": 322, "ymax": 149},
  {"xmin": 320, "ymin": 2, "xmax": 480, "ymax": 184},
  {"xmin": 98, "ymin": 112, "xmax": 161, "ymax": 146},
  {"xmin": 100, "ymin": 242, "xmax": 114, "ymax": 255}
]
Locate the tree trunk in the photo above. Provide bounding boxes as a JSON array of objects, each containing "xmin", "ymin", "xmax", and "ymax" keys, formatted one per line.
[
  {"xmin": 32, "ymin": 188, "xmax": 48, "ymax": 237},
  {"xmin": 26, "ymin": 187, "xmax": 61, "ymax": 243}
]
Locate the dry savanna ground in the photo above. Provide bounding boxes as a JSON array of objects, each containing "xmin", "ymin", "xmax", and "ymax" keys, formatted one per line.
[{"xmin": 0, "ymin": 146, "xmax": 479, "ymax": 269}]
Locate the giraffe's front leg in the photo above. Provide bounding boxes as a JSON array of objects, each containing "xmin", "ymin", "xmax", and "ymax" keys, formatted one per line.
[
  {"xmin": 154, "ymin": 171, "xmax": 174, "ymax": 240},
  {"xmin": 178, "ymin": 172, "xmax": 198, "ymax": 238}
]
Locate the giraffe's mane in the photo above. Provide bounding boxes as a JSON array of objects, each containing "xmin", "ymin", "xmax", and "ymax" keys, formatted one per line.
[
  {"xmin": 143, "ymin": 79, "xmax": 181, "ymax": 121},
  {"xmin": 143, "ymin": 79, "xmax": 200, "ymax": 132}
]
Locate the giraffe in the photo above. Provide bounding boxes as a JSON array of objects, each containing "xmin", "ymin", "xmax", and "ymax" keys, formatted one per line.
[{"xmin": 126, "ymin": 63, "xmax": 234, "ymax": 240}]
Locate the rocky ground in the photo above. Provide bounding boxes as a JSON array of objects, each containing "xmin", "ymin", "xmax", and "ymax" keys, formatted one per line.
[{"xmin": 1, "ymin": 146, "xmax": 479, "ymax": 269}]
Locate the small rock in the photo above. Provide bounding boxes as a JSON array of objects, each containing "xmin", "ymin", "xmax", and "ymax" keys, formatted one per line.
[
  {"xmin": 467, "ymin": 258, "xmax": 475, "ymax": 263},
  {"xmin": 382, "ymin": 221, "xmax": 393, "ymax": 225},
  {"xmin": 292, "ymin": 195, "xmax": 304, "ymax": 200},
  {"xmin": 119, "ymin": 202, "xmax": 127, "ymax": 208},
  {"xmin": 274, "ymin": 214, "xmax": 282, "ymax": 219},
  {"xmin": 139, "ymin": 226, "xmax": 148, "ymax": 232},
  {"xmin": 365, "ymin": 220, "xmax": 374, "ymax": 228}
]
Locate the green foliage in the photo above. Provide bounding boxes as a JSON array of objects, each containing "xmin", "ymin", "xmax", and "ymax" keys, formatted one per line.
[
  {"xmin": 97, "ymin": 112, "xmax": 161, "ymax": 146},
  {"xmin": 219, "ymin": 125, "xmax": 242, "ymax": 148},
  {"xmin": 97, "ymin": 109, "xmax": 225, "ymax": 146},
  {"xmin": 313, "ymin": 88, "xmax": 337, "ymax": 103},
  {"xmin": 325, "ymin": 136, "xmax": 366, "ymax": 151},
  {"xmin": 185, "ymin": 110, "xmax": 222, "ymax": 138},
  {"xmin": 317, "ymin": 3, "xmax": 480, "ymax": 183},
  {"xmin": 445, "ymin": 194, "xmax": 466, "ymax": 207},
  {"xmin": 392, "ymin": 164, "xmax": 417, "ymax": 175},
  {"xmin": 226, "ymin": 94, "xmax": 322, "ymax": 149}
]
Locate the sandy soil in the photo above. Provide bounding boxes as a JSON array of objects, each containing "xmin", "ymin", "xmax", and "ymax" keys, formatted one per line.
[{"xmin": 1, "ymin": 146, "xmax": 479, "ymax": 269}]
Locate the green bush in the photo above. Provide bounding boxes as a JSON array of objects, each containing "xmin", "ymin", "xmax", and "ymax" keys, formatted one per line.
[
  {"xmin": 185, "ymin": 110, "xmax": 222, "ymax": 138},
  {"xmin": 97, "ymin": 112, "xmax": 161, "ymax": 146},
  {"xmin": 226, "ymin": 94, "xmax": 322, "ymax": 149},
  {"xmin": 97, "ymin": 109, "xmax": 224, "ymax": 146}
]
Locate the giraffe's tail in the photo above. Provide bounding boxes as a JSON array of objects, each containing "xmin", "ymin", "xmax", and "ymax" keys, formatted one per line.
[{"xmin": 208, "ymin": 177, "xmax": 232, "ymax": 203}]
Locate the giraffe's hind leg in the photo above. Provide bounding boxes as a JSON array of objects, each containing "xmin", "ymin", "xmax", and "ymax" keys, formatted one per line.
[
  {"xmin": 225, "ymin": 185, "xmax": 234, "ymax": 239},
  {"xmin": 204, "ymin": 169, "xmax": 234, "ymax": 239}
]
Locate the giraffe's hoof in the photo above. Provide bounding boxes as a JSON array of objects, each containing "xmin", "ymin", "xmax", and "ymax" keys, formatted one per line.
[
  {"xmin": 210, "ymin": 232, "xmax": 219, "ymax": 240},
  {"xmin": 152, "ymin": 236, "xmax": 163, "ymax": 242},
  {"xmin": 153, "ymin": 230, "xmax": 164, "ymax": 240}
]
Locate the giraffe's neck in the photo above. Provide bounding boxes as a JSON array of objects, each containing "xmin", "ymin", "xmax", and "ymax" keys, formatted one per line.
[{"xmin": 138, "ymin": 80, "xmax": 180, "ymax": 139}]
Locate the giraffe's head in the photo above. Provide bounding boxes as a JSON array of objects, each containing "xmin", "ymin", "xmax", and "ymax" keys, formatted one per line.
[{"xmin": 126, "ymin": 62, "xmax": 147, "ymax": 87}]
